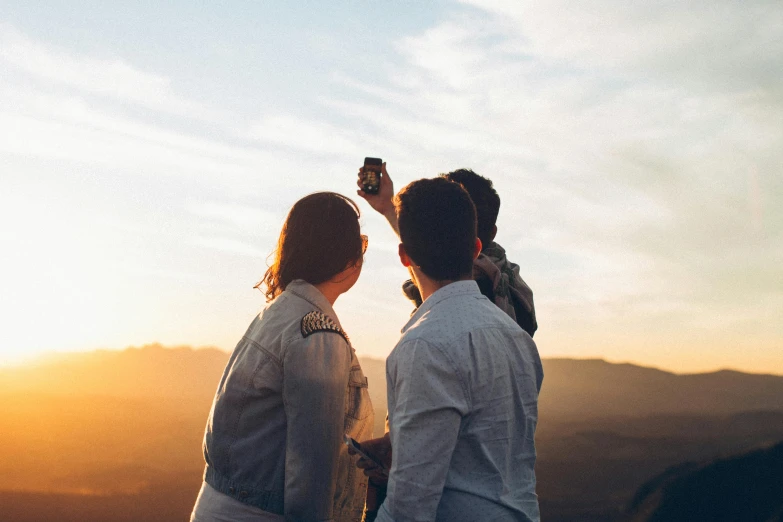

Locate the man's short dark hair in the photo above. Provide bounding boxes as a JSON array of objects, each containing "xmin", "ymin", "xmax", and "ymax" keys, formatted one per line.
[
  {"xmin": 440, "ymin": 169, "xmax": 500, "ymax": 249},
  {"xmin": 394, "ymin": 178, "xmax": 477, "ymax": 281}
]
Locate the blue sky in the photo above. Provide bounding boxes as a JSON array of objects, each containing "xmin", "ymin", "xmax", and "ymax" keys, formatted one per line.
[{"xmin": 1, "ymin": 1, "xmax": 781, "ymax": 373}]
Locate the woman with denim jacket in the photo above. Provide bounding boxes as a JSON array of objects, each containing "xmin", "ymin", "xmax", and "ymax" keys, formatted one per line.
[{"xmin": 191, "ymin": 192, "xmax": 375, "ymax": 522}]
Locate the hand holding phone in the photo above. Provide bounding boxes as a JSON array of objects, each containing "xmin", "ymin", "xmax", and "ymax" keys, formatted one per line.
[
  {"xmin": 356, "ymin": 160, "xmax": 398, "ymax": 235},
  {"xmin": 344, "ymin": 434, "xmax": 389, "ymax": 477},
  {"xmin": 360, "ymin": 157, "xmax": 383, "ymax": 195}
]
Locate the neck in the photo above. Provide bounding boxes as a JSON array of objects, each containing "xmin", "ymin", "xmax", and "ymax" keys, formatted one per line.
[
  {"xmin": 410, "ymin": 267, "xmax": 472, "ymax": 302},
  {"xmin": 313, "ymin": 282, "xmax": 341, "ymax": 305}
]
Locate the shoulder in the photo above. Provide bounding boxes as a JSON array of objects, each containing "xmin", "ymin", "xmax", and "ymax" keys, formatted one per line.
[
  {"xmin": 387, "ymin": 336, "xmax": 469, "ymax": 404},
  {"xmin": 300, "ymin": 310, "xmax": 350, "ymax": 344},
  {"xmin": 389, "ymin": 336, "xmax": 455, "ymax": 374},
  {"xmin": 404, "ymin": 292, "xmax": 495, "ymax": 342},
  {"xmin": 282, "ymin": 311, "xmax": 352, "ymax": 369}
]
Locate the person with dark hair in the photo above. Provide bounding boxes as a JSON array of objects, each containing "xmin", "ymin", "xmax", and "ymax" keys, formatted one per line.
[
  {"xmin": 191, "ymin": 192, "xmax": 374, "ymax": 522},
  {"xmin": 355, "ymin": 178, "xmax": 543, "ymax": 521},
  {"xmin": 441, "ymin": 169, "xmax": 537, "ymax": 337},
  {"xmin": 357, "ymin": 165, "xmax": 537, "ymax": 337}
]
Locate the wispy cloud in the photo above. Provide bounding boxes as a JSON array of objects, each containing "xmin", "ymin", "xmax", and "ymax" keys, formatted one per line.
[
  {"xmin": 460, "ymin": 0, "xmax": 783, "ymax": 91},
  {"xmin": 0, "ymin": 24, "xmax": 216, "ymax": 119},
  {"xmin": 183, "ymin": 200, "xmax": 283, "ymax": 258},
  {"xmin": 316, "ymin": 1, "xmax": 783, "ymax": 366},
  {"xmin": 190, "ymin": 236, "xmax": 267, "ymax": 258},
  {"xmin": 185, "ymin": 200, "xmax": 282, "ymax": 234},
  {"xmin": 249, "ymin": 115, "xmax": 363, "ymax": 157},
  {"xmin": 0, "ymin": 86, "xmax": 295, "ymax": 185}
]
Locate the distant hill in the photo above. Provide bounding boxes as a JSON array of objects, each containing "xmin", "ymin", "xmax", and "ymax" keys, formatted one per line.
[
  {"xmin": 4, "ymin": 347, "xmax": 783, "ymax": 419},
  {"xmin": 538, "ymin": 358, "xmax": 783, "ymax": 421},
  {"xmin": 1, "ymin": 346, "xmax": 782, "ymax": 522},
  {"xmin": 628, "ymin": 440, "xmax": 783, "ymax": 522},
  {"xmin": 4, "ymin": 346, "xmax": 783, "ymax": 452},
  {"xmin": 0, "ymin": 344, "xmax": 228, "ymax": 400}
]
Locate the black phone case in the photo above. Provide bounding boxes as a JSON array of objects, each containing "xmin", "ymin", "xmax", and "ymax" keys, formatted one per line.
[{"xmin": 362, "ymin": 159, "xmax": 382, "ymax": 195}]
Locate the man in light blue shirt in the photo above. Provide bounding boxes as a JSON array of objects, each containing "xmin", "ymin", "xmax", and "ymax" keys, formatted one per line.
[{"xmin": 373, "ymin": 178, "xmax": 543, "ymax": 522}]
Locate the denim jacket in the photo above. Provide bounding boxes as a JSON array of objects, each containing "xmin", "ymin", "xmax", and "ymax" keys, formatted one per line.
[{"xmin": 202, "ymin": 280, "xmax": 374, "ymax": 521}]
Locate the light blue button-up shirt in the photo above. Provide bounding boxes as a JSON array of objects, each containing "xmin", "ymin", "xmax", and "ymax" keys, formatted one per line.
[{"xmin": 377, "ymin": 280, "xmax": 543, "ymax": 522}]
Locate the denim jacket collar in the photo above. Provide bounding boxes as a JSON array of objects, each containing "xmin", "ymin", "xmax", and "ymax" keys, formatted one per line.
[
  {"xmin": 285, "ymin": 279, "xmax": 343, "ymax": 329},
  {"xmin": 401, "ymin": 279, "xmax": 480, "ymax": 333}
]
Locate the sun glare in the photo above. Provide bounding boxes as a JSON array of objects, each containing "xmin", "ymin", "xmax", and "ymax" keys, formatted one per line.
[{"xmin": 0, "ymin": 190, "xmax": 123, "ymax": 366}]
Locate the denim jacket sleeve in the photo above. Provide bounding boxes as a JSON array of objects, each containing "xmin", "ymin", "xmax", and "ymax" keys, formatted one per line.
[{"xmin": 282, "ymin": 330, "xmax": 352, "ymax": 521}]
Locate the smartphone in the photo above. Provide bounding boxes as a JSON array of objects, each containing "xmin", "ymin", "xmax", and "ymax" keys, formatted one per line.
[
  {"xmin": 344, "ymin": 434, "xmax": 389, "ymax": 476},
  {"xmin": 361, "ymin": 157, "xmax": 383, "ymax": 195}
]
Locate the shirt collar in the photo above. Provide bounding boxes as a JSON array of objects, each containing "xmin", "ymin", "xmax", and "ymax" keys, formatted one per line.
[
  {"xmin": 286, "ymin": 279, "xmax": 343, "ymax": 328},
  {"xmin": 401, "ymin": 280, "xmax": 480, "ymax": 333}
]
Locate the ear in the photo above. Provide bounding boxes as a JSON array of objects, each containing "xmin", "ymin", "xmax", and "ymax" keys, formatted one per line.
[
  {"xmin": 490, "ymin": 225, "xmax": 497, "ymax": 242},
  {"xmin": 398, "ymin": 243, "xmax": 412, "ymax": 267},
  {"xmin": 474, "ymin": 238, "xmax": 482, "ymax": 260}
]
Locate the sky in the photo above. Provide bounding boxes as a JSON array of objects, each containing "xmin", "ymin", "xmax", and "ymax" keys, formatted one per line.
[{"xmin": 0, "ymin": 1, "xmax": 781, "ymax": 374}]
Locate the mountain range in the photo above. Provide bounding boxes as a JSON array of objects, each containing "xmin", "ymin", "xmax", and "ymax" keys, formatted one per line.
[{"xmin": 1, "ymin": 345, "xmax": 781, "ymax": 521}]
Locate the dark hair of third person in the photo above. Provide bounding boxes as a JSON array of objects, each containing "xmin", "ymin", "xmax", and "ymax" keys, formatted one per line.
[
  {"xmin": 440, "ymin": 169, "xmax": 500, "ymax": 249},
  {"xmin": 394, "ymin": 178, "xmax": 477, "ymax": 281},
  {"xmin": 258, "ymin": 192, "xmax": 363, "ymax": 301}
]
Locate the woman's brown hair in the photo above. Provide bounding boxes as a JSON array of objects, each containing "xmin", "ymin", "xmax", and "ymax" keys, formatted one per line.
[{"xmin": 257, "ymin": 192, "xmax": 363, "ymax": 301}]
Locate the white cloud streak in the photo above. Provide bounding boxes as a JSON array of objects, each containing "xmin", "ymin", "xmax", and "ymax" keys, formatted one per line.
[{"xmin": 0, "ymin": 24, "xmax": 216, "ymax": 119}]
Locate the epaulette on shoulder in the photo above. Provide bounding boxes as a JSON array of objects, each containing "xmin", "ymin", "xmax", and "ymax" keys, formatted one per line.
[{"xmin": 301, "ymin": 311, "xmax": 350, "ymax": 343}]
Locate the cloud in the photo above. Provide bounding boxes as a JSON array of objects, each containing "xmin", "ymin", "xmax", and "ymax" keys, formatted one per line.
[
  {"xmin": 189, "ymin": 236, "xmax": 267, "ymax": 258},
  {"xmin": 0, "ymin": 84, "xmax": 304, "ymax": 195},
  {"xmin": 458, "ymin": 0, "xmax": 783, "ymax": 92},
  {"xmin": 312, "ymin": 0, "xmax": 783, "ymax": 363},
  {"xmin": 0, "ymin": 24, "xmax": 218, "ymax": 119},
  {"xmin": 185, "ymin": 200, "xmax": 282, "ymax": 235},
  {"xmin": 249, "ymin": 115, "xmax": 363, "ymax": 157},
  {"xmin": 183, "ymin": 200, "xmax": 284, "ymax": 259}
]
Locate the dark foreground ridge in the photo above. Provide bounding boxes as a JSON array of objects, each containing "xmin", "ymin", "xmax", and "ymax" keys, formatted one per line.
[{"xmin": 628, "ymin": 440, "xmax": 783, "ymax": 522}]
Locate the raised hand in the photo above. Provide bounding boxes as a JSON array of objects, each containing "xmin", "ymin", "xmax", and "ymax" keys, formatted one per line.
[{"xmin": 356, "ymin": 163, "xmax": 399, "ymax": 235}]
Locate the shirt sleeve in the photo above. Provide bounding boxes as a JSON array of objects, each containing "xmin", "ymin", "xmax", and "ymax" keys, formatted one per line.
[
  {"xmin": 282, "ymin": 331, "xmax": 351, "ymax": 521},
  {"xmin": 378, "ymin": 338, "xmax": 469, "ymax": 522}
]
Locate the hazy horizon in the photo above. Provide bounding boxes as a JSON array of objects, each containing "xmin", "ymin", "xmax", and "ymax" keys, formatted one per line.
[
  {"xmin": 4, "ymin": 343, "xmax": 783, "ymax": 378},
  {"xmin": 1, "ymin": 1, "xmax": 781, "ymax": 374}
]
